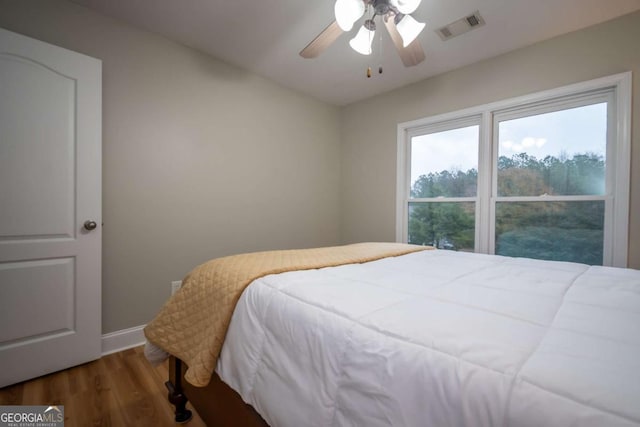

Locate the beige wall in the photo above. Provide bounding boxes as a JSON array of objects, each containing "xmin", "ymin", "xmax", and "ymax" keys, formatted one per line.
[
  {"xmin": 0, "ymin": 0, "xmax": 342, "ymax": 333},
  {"xmin": 340, "ymin": 11, "xmax": 640, "ymax": 269}
]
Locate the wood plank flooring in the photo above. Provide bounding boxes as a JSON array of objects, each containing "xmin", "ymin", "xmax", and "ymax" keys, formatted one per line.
[{"xmin": 0, "ymin": 346, "xmax": 206, "ymax": 426}]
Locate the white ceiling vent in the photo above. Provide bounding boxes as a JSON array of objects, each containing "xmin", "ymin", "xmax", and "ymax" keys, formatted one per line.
[{"xmin": 436, "ymin": 11, "xmax": 486, "ymax": 41}]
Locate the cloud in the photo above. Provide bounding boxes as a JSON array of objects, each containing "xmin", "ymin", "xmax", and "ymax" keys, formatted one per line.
[
  {"xmin": 522, "ymin": 137, "xmax": 547, "ymax": 148},
  {"xmin": 501, "ymin": 137, "xmax": 547, "ymax": 153}
]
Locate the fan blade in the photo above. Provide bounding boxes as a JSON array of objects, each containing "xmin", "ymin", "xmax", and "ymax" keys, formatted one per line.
[
  {"xmin": 384, "ymin": 17, "xmax": 425, "ymax": 67},
  {"xmin": 300, "ymin": 21, "xmax": 344, "ymax": 59}
]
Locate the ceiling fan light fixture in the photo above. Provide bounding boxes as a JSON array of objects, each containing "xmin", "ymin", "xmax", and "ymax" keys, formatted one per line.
[
  {"xmin": 395, "ymin": 14, "xmax": 425, "ymax": 47},
  {"xmin": 349, "ymin": 20, "xmax": 376, "ymax": 55},
  {"xmin": 395, "ymin": 0, "xmax": 421, "ymax": 15},
  {"xmin": 334, "ymin": 0, "xmax": 365, "ymax": 31},
  {"xmin": 300, "ymin": 0, "xmax": 426, "ymax": 68}
]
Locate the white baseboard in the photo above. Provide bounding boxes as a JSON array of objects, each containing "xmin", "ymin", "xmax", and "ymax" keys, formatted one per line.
[{"xmin": 101, "ymin": 324, "xmax": 146, "ymax": 356}]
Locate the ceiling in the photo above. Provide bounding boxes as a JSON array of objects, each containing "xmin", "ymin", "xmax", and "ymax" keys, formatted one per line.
[{"xmin": 71, "ymin": 0, "xmax": 640, "ymax": 106}]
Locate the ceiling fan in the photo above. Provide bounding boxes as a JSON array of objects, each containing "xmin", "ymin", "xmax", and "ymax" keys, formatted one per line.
[{"xmin": 300, "ymin": 0, "xmax": 426, "ymax": 68}]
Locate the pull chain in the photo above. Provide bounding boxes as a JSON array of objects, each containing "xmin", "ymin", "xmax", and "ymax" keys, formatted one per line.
[
  {"xmin": 378, "ymin": 24, "xmax": 383, "ymax": 75},
  {"xmin": 366, "ymin": 15, "xmax": 383, "ymax": 78}
]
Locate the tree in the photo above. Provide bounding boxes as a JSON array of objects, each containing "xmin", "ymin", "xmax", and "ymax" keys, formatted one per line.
[
  {"xmin": 411, "ymin": 168, "xmax": 477, "ymax": 198},
  {"xmin": 408, "ymin": 202, "xmax": 474, "ymax": 249},
  {"xmin": 408, "ymin": 152, "xmax": 605, "ymax": 264},
  {"xmin": 409, "ymin": 169, "xmax": 476, "ymax": 249}
]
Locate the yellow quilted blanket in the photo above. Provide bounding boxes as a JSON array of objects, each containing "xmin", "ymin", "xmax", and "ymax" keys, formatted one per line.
[{"xmin": 144, "ymin": 242, "xmax": 429, "ymax": 386}]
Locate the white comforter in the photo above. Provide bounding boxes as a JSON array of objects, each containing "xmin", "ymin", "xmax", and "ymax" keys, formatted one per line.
[{"xmin": 217, "ymin": 250, "xmax": 640, "ymax": 427}]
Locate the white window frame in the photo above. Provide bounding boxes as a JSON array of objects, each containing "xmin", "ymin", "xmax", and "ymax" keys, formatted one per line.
[
  {"xmin": 396, "ymin": 72, "xmax": 631, "ymax": 267},
  {"xmin": 403, "ymin": 116, "xmax": 482, "ymax": 250}
]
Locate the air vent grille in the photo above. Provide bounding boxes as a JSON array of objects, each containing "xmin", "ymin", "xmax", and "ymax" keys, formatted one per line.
[
  {"xmin": 436, "ymin": 10, "xmax": 485, "ymax": 41},
  {"xmin": 466, "ymin": 14, "xmax": 480, "ymax": 27}
]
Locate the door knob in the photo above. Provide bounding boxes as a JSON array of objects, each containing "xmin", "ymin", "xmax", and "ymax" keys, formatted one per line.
[{"xmin": 83, "ymin": 220, "xmax": 98, "ymax": 231}]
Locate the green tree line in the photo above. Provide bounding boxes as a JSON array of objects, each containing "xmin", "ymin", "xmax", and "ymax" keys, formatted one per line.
[{"xmin": 409, "ymin": 152, "xmax": 605, "ymax": 264}]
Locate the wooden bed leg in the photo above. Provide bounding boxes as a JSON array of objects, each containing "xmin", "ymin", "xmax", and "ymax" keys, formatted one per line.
[{"xmin": 166, "ymin": 358, "xmax": 193, "ymax": 423}]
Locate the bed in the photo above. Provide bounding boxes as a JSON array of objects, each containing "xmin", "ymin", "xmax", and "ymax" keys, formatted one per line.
[{"xmin": 144, "ymin": 243, "xmax": 640, "ymax": 427}]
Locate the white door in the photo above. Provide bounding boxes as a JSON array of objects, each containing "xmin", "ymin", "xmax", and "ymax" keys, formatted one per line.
[{"xmin": 0, "ymin": 27, "xmax": 102, "ymax": 387}]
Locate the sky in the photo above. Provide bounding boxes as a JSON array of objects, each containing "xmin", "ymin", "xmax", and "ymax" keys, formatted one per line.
[{"xmin": 410, "ymin": 102, "xmax": 607, "ymax": 185}]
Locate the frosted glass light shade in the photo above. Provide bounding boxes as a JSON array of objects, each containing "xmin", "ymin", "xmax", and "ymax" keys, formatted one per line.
[
  {"xmin": 396, "ymin": 14, "xmax": 425, "ymax": 47},
  {"xmin": 349, "ymin": 24, "xmax": 375, "ymax": 55},
  {"xmin": 395, "ymin": 0, "xmax": 421, "ymax": 15},
  {"xmin": 334, "ymin": 0, "xmax": 365, "ymax": 31}
]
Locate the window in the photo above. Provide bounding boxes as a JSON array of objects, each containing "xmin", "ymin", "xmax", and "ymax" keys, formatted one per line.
[
  {"xmin": 396, "ymin": 73, "xmax": 631, "ymax": 267},
  {"xmin": 407, "ymin": 121, "xmax": 479, "ymax": 251}
]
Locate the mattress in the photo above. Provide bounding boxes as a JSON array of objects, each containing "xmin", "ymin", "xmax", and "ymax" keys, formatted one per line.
[{"xmin": 216, "ymin": 249, "xmax": 640, "ymax": 427}]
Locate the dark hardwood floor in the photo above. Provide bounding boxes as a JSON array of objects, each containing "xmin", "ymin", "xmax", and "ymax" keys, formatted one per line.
[{"xmin": 0, "ymin": 346, "xmax": 206, "ymax": 426}]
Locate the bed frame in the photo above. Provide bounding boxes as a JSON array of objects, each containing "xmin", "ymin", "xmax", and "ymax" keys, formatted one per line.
[{"xmin": 166, "ymin": 356, "xmax": 269, "ymax": 426}]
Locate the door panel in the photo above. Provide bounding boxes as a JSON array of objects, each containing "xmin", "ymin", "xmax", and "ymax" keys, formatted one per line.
[
  {"xmin": 0, "ymin": 258, "xmax": 75, "ymax": 344},
  {"xmin": 0, "ymin": 54, "xmax": 75, "ymax": 238},
  {"xmin": 0, "ymin": 27, "xmax": 101, "ymax": 387}
]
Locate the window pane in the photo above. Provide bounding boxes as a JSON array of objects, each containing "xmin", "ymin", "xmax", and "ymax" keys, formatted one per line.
[
  {"xmin": 495, "ymin": 201, "xmax": 604, "ymax": 265},
  {"xmin": 408, "ymin": 202, "xmax": 475, "ymax": 251},
  {"xmin": 498, "ymin": 103, "xmax": 607, "ymax": 196},
  {"xmin": 410, "ymin": 125, "xmax": 479, "ymax": 198}
]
